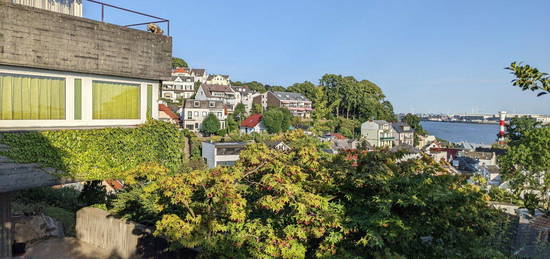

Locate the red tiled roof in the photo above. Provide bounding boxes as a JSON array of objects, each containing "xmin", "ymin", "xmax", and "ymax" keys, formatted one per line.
[
  {"xmin": 331, "ymin": 133, "xmax": 347, "ymax": 140},
  {"xmin": 172, "ymin": 67, "xmax": 189, "ymax": 73},
  {"xmin": 241, "ymin": 114, "xmax": 263, "ymax": 128},
  {"xmin": 159, "ymin": 104, "xmax": 180, "ymax": 120},
  {"xmin": 105, "ymin": 180, "xmax": 124, "ymax": 190}
]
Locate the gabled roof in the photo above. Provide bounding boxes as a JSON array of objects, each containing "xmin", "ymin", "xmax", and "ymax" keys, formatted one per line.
[
  {"xmin": 201, "ymin": 84, "xmax": 234, "ymax": 97},
  {"xmin": 241, "ymin": 114, "xmax": 263, "ymax": 128},
  {"xmin": 392, "ymin": 122, "xmax": 414, "ymax": 133},
  {"xmin": 330, "ymin": 133, "xmax": 347, "ymax": 140},
  {"xmin": 191, "ymin": 68, "xmax": 206, "ymax": 77},
  {"xmin": 462, "ymin": 151, "xmax": 495, "ymax": 161},
  {"xmin": 207, "ymin": 74, "xmax": 230, "ymax": 80},
  {"xmin": 183, "ymin": 99, "xmax": 225, "ymax": 109},
  {"xmin": 271, "ymin": 91, "xmax": 310, "ymax": 102},
  {"xmin": 172, "ymin": 67, "xmax": 190, "ymax": 74},
  {"xmin": 159, "ymin": 104, "xmax": 180, "ymax": 120}
]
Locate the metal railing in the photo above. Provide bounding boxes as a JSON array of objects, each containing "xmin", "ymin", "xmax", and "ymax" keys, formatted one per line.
[{"xmin": 86, "ymin": 0, "xmax": 170, "ymax": 35}]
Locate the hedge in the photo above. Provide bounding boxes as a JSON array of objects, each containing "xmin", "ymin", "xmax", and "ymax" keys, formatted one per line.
[{"xmin": 0, "ymin": 120, "xmax": 185, "ymax": 180}]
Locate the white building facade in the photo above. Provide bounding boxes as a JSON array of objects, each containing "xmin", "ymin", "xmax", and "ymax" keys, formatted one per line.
[
  {"xmin": 181, "ymin": 99, "xmax": 226, "ymax": 132},
  {"xmin": 361, "ymin": 120, "xmax": 395, "ymax": 148},
  {"xmin": 161, "ymin": 75, "xmax": 195, "ymax": 102},
  {"xmin": 201, "ymin": 142, "xmax": 246, "ymax": 168}
]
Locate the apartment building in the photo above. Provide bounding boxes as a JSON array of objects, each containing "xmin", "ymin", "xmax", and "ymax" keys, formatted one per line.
[
  {"xmin": 205, "ymin": 74, "xmax": 230, "ymax": 86},
  {"xmin": 392, "ymin": 122, "xmax": 415, "ymax": 146},
  {"xmin": 161, "ymin": 75, "xmax": 195, "ymax": 102},
  {"xmin": 195, "ymin": 84, "xmax": 238, "ymax": 111},
  {"xmin": 260, "ymin": 91, "xmax": 312, "ymax": 118}
]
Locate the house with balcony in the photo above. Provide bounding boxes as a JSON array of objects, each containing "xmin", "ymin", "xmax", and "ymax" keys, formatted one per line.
[
  {"xmin": 161, "ymin": 75, "xmax": 195, "ymax": 102},
  {"xmin": 0, "ymin": 0, "xmax": 171, "ymax": 130},
  {"xmin": 195, "ymin": 84, "xmax": 238, "ymax": 111},
  {"xmin": 361, "ymin": 120, "xmax": 395, "ymax": 148},
  {"xmin": 264, "ymin": 91, "xmax": 312, "ymax": 118},
  {"xmin": 392, "ymin": 122, "xmax": 415, "ymax": 146},
  {"xmin": 206, "ymin": 74, "xmax": 230, "ymax": 86},
  {"xmin": 181, "ymin": 99, "xmax": 226, "ymax": 132},
  {"xmin": 201, "ymin": 142, "xmax": 246, "ymax": 168},
  {"xmin": 190, "ymin": 69, "xmax": 208, "ymax": 83}
]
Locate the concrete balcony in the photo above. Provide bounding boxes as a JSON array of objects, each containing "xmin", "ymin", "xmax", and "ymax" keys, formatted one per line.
[{"xmin": 0, "ymin": 1, "xmax": 172, "ymax": 81}]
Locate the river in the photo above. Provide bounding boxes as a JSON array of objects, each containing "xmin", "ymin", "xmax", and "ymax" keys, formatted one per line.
[{"xmin": 420, "ymin": 121, "xmax": 500, "ymax": 145}]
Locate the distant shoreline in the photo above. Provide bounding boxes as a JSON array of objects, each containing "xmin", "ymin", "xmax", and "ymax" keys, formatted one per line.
[{"xmin": 421, "ymin": 120, "xmax": 498, "ymax": 125}]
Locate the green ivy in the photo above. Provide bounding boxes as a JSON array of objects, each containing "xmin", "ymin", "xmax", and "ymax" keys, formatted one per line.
[{"xmin": 0, "ymin": 120, "xmax": 185, "ymax": 180}]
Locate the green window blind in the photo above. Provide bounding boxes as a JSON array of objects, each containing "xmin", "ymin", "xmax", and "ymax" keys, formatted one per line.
[
  {"xmin": 0, "ymin": 74, "xmax": 66, "ymax": 120},
  {"xmin": 146, "ymin": 84, "xmax": 153, "ymax": 120},
  {"xmin": 74, "ymin": 79, "xmax": 82, "ymax": 120},
  {"xmin": 92, "ymin": 81, "xmax": 140, "ymax": 120}
]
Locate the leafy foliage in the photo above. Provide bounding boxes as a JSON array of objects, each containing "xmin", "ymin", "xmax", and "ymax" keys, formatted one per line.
[
  {"xmin": 0, "ymin": 120, "xmax": 185, "ymax": 180},
  {"xmin": 233, "ymin": 103, "xmax": 247, "ymax": 122},
  {"xmin": 172, "ymin": 57, "xmax": 188, "ymax": 68},
  {"xmin": 251, "ymin": 103, "xmax": 264, "ymax": 114},
  {"xmin": 499, "ymin": 127, "xmax": 550, "ymax": 212},
  {"xmin": 506, "ymin": 62, "xmax": 550, "ymax": 97},
  {"xmin": 79, "ymin": 181, "xmax": 108, "ymax": 206},
  {"xmin": 401, "ymin": 113, "xmax": 426, "ymax": 136},
  {"xmin": 505, "ymin": 116, "xmax": 541, "ymax": 143},
  {"xmin": 200, "ymin": 113, "xmax": 221, "ymax": 136},
  {"xmin": 263, "ymin": 107, "xmax": 292, "ymax": 134}
]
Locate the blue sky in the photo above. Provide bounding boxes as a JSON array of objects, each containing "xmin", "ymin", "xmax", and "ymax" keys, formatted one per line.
[{"xmin": 84, "ymin": 0, "xmax": 550, "ymax": 114}]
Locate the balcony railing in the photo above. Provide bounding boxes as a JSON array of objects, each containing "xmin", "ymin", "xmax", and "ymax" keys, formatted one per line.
[{"xmin": 86, "ymin": 0, "xmax": 170, "ymax": 35}]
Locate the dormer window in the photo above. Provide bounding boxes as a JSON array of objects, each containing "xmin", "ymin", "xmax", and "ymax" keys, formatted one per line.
[
  {"xmin": 194, "ymin": 101, "xmax": 200, "ymax": 107},
  {"xmin": 209, "ymin": 101, "xmax": 215, "ymax": 108}
]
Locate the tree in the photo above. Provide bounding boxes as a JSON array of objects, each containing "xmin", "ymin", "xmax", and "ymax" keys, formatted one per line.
[
  {"xmin": 233, "ymin": 103, "xmax": 246, "ymax": 122},
  {"xmin": 251, "ymin": 103, "xmax": 264, "ymax": 114},
  {"xmin": 78, "ymin": 180, "xmax": 108, "ymax": 206},
  {"xmin": 330, "ymin": 151, "xmax": 510, "ymax": 258},
  {"xmin": 402, "ymin": 113, "xmax": 427, "ymax": 136},
  {"xmin": 232, "ymin": 81, "xmax": 267, "ymax": 93},
  {"xmin": 506, "ymin": 62, "xmax": 550, "ymax": 97},
  {"xmin": 287, "ymin": 81, "xmax": 318, "ymax": 101},
  {"xmin": 265, "ymin": 85, "xmax": 286, "ymax": 92},
  {"xmin": 172, "ymin": 57, "xmax": 188, "ymax": 68},
  {"xmin": 505, "ymin": 116, "xmax": 541, "ymax": 143},
  {"xmin": 499, "ymin": 127, "xmax": 550, "ymax": 212},
  {"xmin": 200, "ymin": 113, "xmax": 221, "ymax": 136},
  {"xmin": 263, "ymin": 107, "xmax": 292, "ymax": 134}
]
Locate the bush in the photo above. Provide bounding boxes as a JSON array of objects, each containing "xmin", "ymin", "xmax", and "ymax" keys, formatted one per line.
[{"xmin": 0, "ymin": 120, "xmax": 185, "ymax": 180}]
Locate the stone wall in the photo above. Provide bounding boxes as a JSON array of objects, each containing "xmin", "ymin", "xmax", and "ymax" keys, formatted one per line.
[{"xmin": 0, "ymin": 2, "xmax": 172, "ymax": 81}]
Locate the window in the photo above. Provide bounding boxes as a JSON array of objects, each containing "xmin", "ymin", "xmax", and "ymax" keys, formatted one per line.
[
  {"xmin": 194, "ymin": 111, "xmax": 199, "ymax": 117},
  {"xmin": 194, "ymin": 101, "xmax": 200, "ymax": 107},
  {"xmin": 1, "ymin": 74, "xmax": 66, "ymax": 120},
  {"xmin": 187, "ymin": 111, "xmax": 192, "ymax": 119},
  {"xmin": 202, "ymin": 111, "xmax": 207, "ymax": 117},
  {"xmin": 186, "ymin": 124, "xmax": 194, "ymax": 130},
  {"xmin": 92, "ymin": 81, "xmax": 140, "ymax": 119},
  {"xmin": 209, "ymin": 101, "xmax": 215, "ymax": 107},
  {"xmin": 217, "ymin": 112, "xmax": 222, "ymax": 118}
]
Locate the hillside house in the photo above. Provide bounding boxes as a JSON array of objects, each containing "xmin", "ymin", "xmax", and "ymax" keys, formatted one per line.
[
  {"xmin": 158, "ymin": 104, "xmax": 180, "ymax": 125},
  {"xmin": 190, "ymin": 69, "xmax": 208, "ymax": 83},
  {"xmin": 161, "ymin": 75, "xmax": 195, "ymax": 102},
  {"xmin": 206, "ymin": 74, "xmax": 230, "ymax": 86},
  {"xmin": 361, "ymin": 120, "xmax": 395, "ymax": 148},
  {"xmin": 240, "ymin": 114, "xmax": 266, "ymax": 134},
  {"xmin": 181, "ymin": 99, "xmax": 226, "ymax": 132},
  {"xmin": 195, "ymin": 84, "xmax": 238, "ymax": 111},
  {"xmin": 201, "ymin": 142, "xmax": 246, "ymax": 168},
  {"xmin": 392, "ymin": 122, "xmax": 415, "ymax": 146}
]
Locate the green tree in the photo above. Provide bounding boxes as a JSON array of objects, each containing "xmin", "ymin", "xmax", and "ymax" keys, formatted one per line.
[
  {"xmin": 251, "ymin": 103, "xmax": 264, "ymax": 114},
  {"xmin": 506, "ymin": 62, "xmax": 550, "ymax": 97},
  {"xmin": 505, "ymin": 116, "xmax": 541, "ymax": 143},
  {"xmin": 499, "ymin": 127, "xmax": 550, "ymax": 212},
  {"xmin": 263, "ymin": 107, "xmax": 292, "ymax": 134},
  {"xmin": 233, "ymin": 103, "xmax": 246, "ymax": 122},
  {"xmin": 232, "ymin": 81, "xmax": 267, "ymax": 93},
  {"xmin": 171, "ymin": 57, "xmax": 188, "ymax": 68},
  {"xmin": 331, "ymin": 151, "xmax": 510, "ymax": 258},
  {"xmin": 200, "ymin": 113, "xmax": 221, "ymax": 136},
  {"xmin": 287, "ymin": 81, "xmax": 318, "ymax": 101},
  {"xmin": 402, "ymin": 113, "xmax": 427, "ymax": 136}
]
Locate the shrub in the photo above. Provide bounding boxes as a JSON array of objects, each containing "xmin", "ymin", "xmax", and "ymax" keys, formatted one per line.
[{"xmin": 0, "ymin": 120, "xmax": 185, "ymax": 180}]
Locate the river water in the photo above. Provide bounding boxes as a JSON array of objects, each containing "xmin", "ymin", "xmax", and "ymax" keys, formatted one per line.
[{"xmin": 420, "ymin": 121, "xmax": 500, "ymax": 145}]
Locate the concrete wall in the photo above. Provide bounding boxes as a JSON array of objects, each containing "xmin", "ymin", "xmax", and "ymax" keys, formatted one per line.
[
  {"xmin": 76, "ymin": 207, "xmax": 192, "ymax": 259},
  {"xmin": 0, "ymin": 2, "xmax": 172, "ymax": 81}
]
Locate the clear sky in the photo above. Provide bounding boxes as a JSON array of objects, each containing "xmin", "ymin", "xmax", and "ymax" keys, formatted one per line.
[{"xmin": 84, "ymin": 0, "xmax": 550, "ymax": 114}]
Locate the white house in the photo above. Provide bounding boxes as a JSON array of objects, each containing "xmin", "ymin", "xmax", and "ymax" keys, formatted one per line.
[
  {"xmin": 190, "ymin": 69, "xmax": 208, "ymax": 83},
  {"xmin": 206, "ymin": 74, "xmax": 230, "ymax": 86},
  {"xmin": 195, "ymin": 84, "xmax": 238, "ymax": 111},
  {"xmin": 201, "ymin": 142, "xmax": 246, "ymax": 168},
  {"xmin": 361, "ymin": 120, "xmax": 395, "ymax": 148},
  {"xmin": 161, "ymin": 75, "xmax": 195, "ymax": 102},
  {"xmin": 181, "ymin": 99, "xmax": 226, "ymax": 132},
  {"xmin": 232, "ymin": 85, "xmax": 261, "ymax": 113},
  {"xmin": 240, "ymin": 114, "xmax": 266, "ymax": 134}
]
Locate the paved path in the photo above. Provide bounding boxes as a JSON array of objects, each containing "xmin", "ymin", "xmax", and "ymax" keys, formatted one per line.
[{"xmin": 23, "ymin": 237, "xmax": 117, "ymax": 259}]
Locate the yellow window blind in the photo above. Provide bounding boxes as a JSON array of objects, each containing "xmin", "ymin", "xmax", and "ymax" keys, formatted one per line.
[
  {"xmin": 92, "ymin": 81, "xmax": 141, "ymax": 120},
  {"xmin": 0, "ymin": 74, "xmax": 66, "ymax": 120}
]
